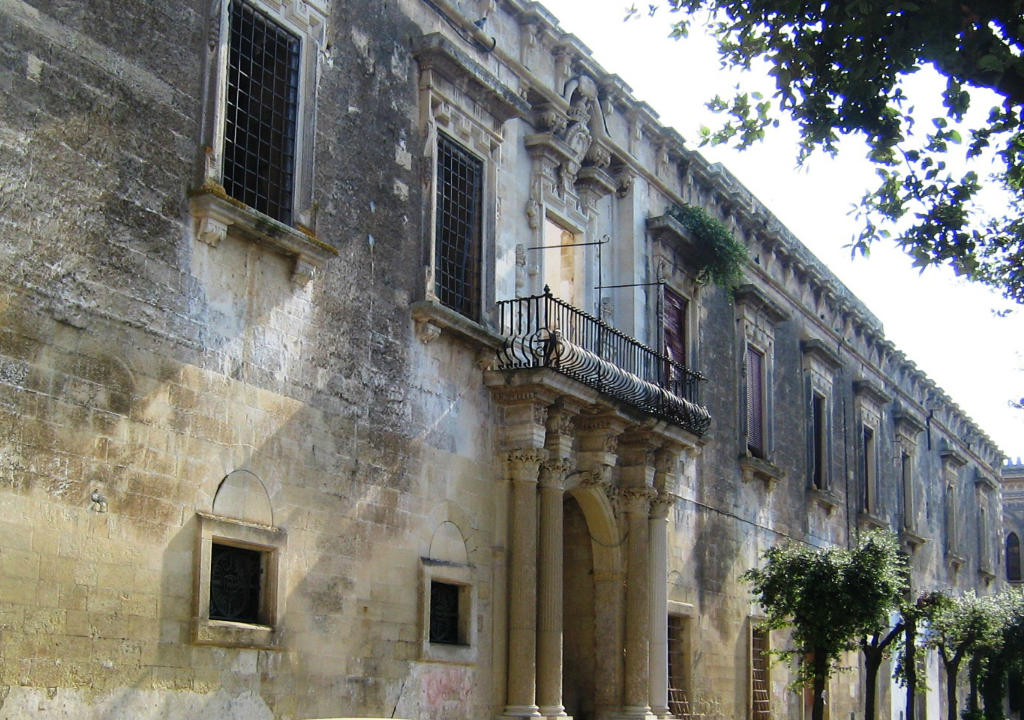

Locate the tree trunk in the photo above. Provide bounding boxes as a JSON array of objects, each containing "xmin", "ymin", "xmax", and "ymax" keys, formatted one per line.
[
  {"xmin": 945, "ymin": 656, "xmax": 962, "ymax": 720},
  {"xmin": 864, "ymin": 645, "xmax": 883, "ymax": 720},
  {"xmin": 904, "ymin": 618, "xmax": 917, "ymax": 720},
  {"xmin": 813, "ymin": 648, "xmax": 828, "ymax": 720},
  {"xmin": 968, "ymin": 654, "xmax": 981, "ymax": 716}
]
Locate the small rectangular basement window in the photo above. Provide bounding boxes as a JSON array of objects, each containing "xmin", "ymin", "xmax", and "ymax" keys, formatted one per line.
[
  {"xmin": 429, "ymin": 580, "xmax": 462, "ymax": 645},
  {"xmin": 210, "ymin": 543, "xmax": 264, "ymax": 624}
]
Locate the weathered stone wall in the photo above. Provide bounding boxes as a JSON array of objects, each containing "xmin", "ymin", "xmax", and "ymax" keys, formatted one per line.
[
  {"xmin": 0, "ymin": 0, "xmax": 1005, "ymax": 718},
  {"xmin": 0, "ymin": 0, "xmax": 504, "ymax": 717}
]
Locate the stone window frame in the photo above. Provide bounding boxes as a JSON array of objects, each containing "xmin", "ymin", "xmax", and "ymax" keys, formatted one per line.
[
  {"xmin": 801, "ymin": 339, "xmax": 840, "ymax": 507},
  {"xmin": 410, "ymin": 33, "xmax": 527, "ymax": 342},
  {"xmin": 748, "ymin": 619, "xmax": 772, "ymax": 720},
  {"xmin": 419, "ymin": 557, "xmax": 477, "ymax": 665},
  {"xmin": 193, "ymin": 511, "xmax": 286, "ymax": 650},
  {"xmin": 893, "ymin": 403, "xmax": 927, "ymax": 547},
  {"xmin": 667, "ymin": 601, "xmax": 695, "ymax": 716},
  {"xmin": 975, "ymin": 470, "xmax": 998, "ymax": 578},
  {"xmin": 189, "ymin": 0, "xmax": 335, "ymax": 285},
  {"xmin": 734, "ymin": 284, "xmax": 788, "ymax": 486},
  {"xmin": 1007, "ymin": 532, "xmax": 1022, "ymax": 583},
  {"xmin": 941, "ymin": 446, "xmax": 968, "ymax": 567},
  {"xmin": 853, "ymin": 379, "xmax": 890, "ymax": 529}
]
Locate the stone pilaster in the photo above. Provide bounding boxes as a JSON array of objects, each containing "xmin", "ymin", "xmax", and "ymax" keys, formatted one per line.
[{"xmin": 647, "ymin": 491, "xmax": 674, "ymax": 718}]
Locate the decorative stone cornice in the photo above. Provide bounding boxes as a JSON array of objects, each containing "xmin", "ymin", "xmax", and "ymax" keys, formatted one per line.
[
  {"xmin": 892, "ymin": 400, "xmax": 926, "ymax": 439},
  {"xmin": 411, "ymin": 33, "xmax": 530, "ymax": 122},
  {"xmin": 733, "ymin": 284, "xmax": 789, "ymax": 325},
  {"xmin": 800, "ymin": 338, "xmax": 841, "ymax": 372},
  {"xmin": 853, "ymin": 379, "xmax": 892, "ymax": 407}
]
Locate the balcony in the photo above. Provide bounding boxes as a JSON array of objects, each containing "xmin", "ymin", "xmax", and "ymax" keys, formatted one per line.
[{"xmin": 496, "ymin": 288, "xmax": 711, "ymax": 436}]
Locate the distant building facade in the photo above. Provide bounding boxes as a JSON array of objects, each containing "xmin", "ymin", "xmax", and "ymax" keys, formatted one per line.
[{"xmin": 0, "ymin": 0, "xmax": 1005, "ymax": 719}]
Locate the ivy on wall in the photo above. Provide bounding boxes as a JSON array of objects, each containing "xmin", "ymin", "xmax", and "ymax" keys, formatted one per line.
[{"xmin": 667, "ymin": 204, "xmax": 748, "ymax": 289}]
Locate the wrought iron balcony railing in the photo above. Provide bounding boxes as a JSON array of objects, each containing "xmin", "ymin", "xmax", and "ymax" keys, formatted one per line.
[{"xmin": 496, "ymin": 288, "xmax": 711, "ymax": 436}]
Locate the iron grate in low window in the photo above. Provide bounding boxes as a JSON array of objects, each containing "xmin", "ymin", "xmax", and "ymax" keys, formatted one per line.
[
  {"xmin": 429, "ymin": 580, "xmax": 461, "ymax": 644},
  {"xmin": 435, "ymin": 135, "xmax": 483, "ymax": 320},
  {"xmin": 224, "ymin": 0, "xmax": 300, "ymax": 225},
  {"xmin": 210, "ymin": 543, "xmax": 263, "ymax": 624}
]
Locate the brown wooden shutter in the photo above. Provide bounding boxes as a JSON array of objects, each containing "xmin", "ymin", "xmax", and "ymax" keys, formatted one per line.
[
  {"xmin": 746, "ymin": 346, "xmax": 765, "ymax": 457},
  {"xmin": 663, "ymin": 287, "xmax": 687, "ymax": 365}
]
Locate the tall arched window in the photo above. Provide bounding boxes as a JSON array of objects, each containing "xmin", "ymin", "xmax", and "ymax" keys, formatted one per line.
[{"xmin": 1007, "ymin": 533, "xmax": 1022, "ymax": 582}]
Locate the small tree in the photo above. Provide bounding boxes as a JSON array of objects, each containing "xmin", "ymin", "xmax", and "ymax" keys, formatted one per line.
[
  {"xmin": 743, "ymin": 531, "xmax": 907, "ymax": 720},
  {"xmin": 924, "ymin": 591, "xmax": 1005, "ymax": 720}
]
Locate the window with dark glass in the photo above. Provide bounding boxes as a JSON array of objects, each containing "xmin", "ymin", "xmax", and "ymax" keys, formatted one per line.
[
  {"xmin": 435, "ymin": 135, "xmax": 483, "ymax": 320},
  {"xmin": 811, "ymin": 392, "xmax": 826, "ymax": 490},
  {"xmin": 429, "ymin": 580, "xmax": 462, "ymax": 644},
  {"xmin": 209, "ymin": 543, "xmax": 264, "ymax": 624},
  {"xmin": 1008, "ymin": 533, "xmax": 1022, "ymax": 582},
  {"xmin": 745, "ymin": 345, "xmax": 766, "ymax": 458},
  {"xmin": 223, "ymin": 0, "xmax": 301, "ymax": 224}
]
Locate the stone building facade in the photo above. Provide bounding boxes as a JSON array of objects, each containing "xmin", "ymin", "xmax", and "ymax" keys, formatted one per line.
[{"xmin": 0, "ymin": 0, "xmax": 1005, "ymax": 719}]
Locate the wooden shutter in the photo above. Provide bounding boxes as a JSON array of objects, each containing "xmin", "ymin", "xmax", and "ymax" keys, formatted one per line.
[
  {"xmin": 746, "ymin": 346, "xmax": 765, "ymax": 457},
  {"xmin": 664, "ymin": 287, "xmax": 687, "ymax": 365}
]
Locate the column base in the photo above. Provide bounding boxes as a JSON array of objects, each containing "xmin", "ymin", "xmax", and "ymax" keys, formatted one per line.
[
  {"xmin": 500, "ymin": 706, "xmax": 543, "ymax": 720},
  {"xmin": 611, "ymin": 706, "xmax": 656, "ymax": 720},
  {"xmin": 538, "ymin": 706, "xmax": 570, "ymax": 720}
]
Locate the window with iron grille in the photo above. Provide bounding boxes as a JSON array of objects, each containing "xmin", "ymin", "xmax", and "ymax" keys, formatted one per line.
[
  {"xmin": 745, "ymin": 345, "xmax": 766, "ymax": 458},
  {"xmin": 435, "ymin": 135, "xmax": 483, "ymax": 319},
  {"xmin": 667, "ymin": 614, "xmax": 692, "ymax": 718},
  {"xmin": 751, "ymin": 628, "xmax": 772, "ymax": 720},
  {"xmin": 429, "ymin": 580, "xmax": 463, "ymax": 645},
  {"xmin": 223, "ymin": 0, "xmax": 301, "ymax": 225},
  {"xmin": 210, "ymin": 543, "xmax": 264, "ymax": 624}
]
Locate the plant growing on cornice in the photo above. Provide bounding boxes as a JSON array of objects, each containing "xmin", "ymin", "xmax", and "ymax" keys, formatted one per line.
[{"xmin": 667, "ymin": 204, "xmax": 748, "ymax": 289}]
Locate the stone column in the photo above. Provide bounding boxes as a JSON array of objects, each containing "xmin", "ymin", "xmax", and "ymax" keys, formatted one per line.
[
  {"xmin": 537, "ymin": 406, "xmax": 575, "ymax": 720},
  {"xmin": 649, "ymin": 444, "xmax": 683, "ymax": 718},
  {"xmin": 620, "ymin": 486, "xmax": 655, "ymax": 719},
  {"xmin": 617, "ymin": 432, "xmax": 659, "ymax": 720},
  {"xmin": 537, "ymin": 459, "xmax": 569, "ymax": 719},
  {"xmin": 505, "ymin": 448, "xmax": 546, "ymax": 719},
  {"xmin": 647, "ymin": 492, "xmax": 673, "ymax": 718}
]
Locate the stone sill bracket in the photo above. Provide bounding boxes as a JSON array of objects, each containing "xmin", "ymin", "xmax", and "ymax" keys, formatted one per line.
[
  {"xmin": 857, "ymin": 511, "xmax": 889, "ymax": 531},
  {"xmin": 900, "ymin": 527, "xmax": 928, "ymax": 551},
  {"xmin": 808, "ymin": 487, "xmax": 840, "ymax": 514},
  {"xmin": 189, "ymin": 185, "xmax": 338, "ymax": 285},
  {"xmin": 739, "ymin": 454, "xmax": 783, "ymax": 488}
]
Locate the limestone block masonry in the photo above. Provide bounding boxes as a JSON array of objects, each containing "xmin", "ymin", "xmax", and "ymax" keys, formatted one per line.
[{"xmin": 0, "ymin": 0, "xmax": 1005, "ymax": 718}]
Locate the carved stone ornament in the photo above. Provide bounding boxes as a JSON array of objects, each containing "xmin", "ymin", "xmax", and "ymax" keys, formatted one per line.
[
  {"xmin": 540, "ymin": 458, "xmax": 573, "ymax": 488},
  {"xmin": 618, "ymin": 485, "xmax": 657, "ymax": 514},
  {"xmin": 650, "ymin": 492, "xmax": 676, "ymax": 520},
  {"xmin": 505, "ymin": 448, "xmax": 546, "ymax": 474}
]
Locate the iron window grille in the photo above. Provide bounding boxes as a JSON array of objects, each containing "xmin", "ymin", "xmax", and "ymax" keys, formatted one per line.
[
  {"xmin": 429, "ymin": 580, "xmax": 462, "ymax": 644},
  {"xmin": 223, "ymin": 0, "xmax": 301, "ymax": 225},
  {"xmin": 435, "ymin": 135, "xmax": 483, "ymax": 320},
  {"xmin": 209, "ymin": 543, "xmax": 263, "ymax": 624}
]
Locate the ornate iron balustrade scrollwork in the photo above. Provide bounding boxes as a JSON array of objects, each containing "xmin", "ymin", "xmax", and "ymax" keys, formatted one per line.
[{"xmin": 496, "ymin": 288, "xmax": 711, "ymax": 436}]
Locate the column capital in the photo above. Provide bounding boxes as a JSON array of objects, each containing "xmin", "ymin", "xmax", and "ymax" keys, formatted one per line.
[
  {"xmin": 539, "ymin": 458, "xmax": 573, "ymax": 490},
  {"xmin": 506, "ymin": 448, "xmax": 548, "ymax": 480},
  {"xmin": 619, "ymin": 486, "xmax": 657, "ymax": 515},
  {"xmin": 649, "ymin": 492, "xmax": 676, "ymax": 520}
]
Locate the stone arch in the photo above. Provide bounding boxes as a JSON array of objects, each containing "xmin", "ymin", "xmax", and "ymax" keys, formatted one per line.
[
  {"xmin": 428, "ymin": 520, "xmax": 469, "ymax": 565},
  {"xmin": 566, "ymin": 482, "xmax": 623, "ymax": 575},
  {"xmin": 212, "ymin": 469, "xmax": 273, "ymax": 526}
]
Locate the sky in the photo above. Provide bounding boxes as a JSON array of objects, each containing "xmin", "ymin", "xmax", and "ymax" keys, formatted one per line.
[{"xmin": 536, "ymin": 0, "xmax": 1024, "ymax": 463}]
